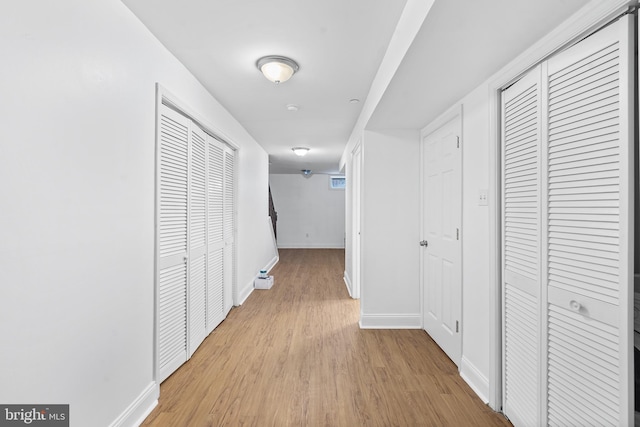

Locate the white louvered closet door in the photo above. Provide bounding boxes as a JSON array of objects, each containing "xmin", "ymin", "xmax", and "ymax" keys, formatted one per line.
[
  {"xmin": 157, "ymin": 106, "xmax": 190, "ymax": 383},
  {"xmin": 188, "ymin": 125, "xmax": 208, "ymax": 357},
  {"xmin": 501, "ymin": 66, "xmax": 542, "ymax": 427},
  {"xmin": 207, "ymin": 137, "xmax": 225, "ymax": 333},
  {"xmin": 545, "ymin": 16, "xmax": 633, "ymax": 427},
  {"xmin": 223, "ymin": 147, "xmax": 235, "ymax": 312}
]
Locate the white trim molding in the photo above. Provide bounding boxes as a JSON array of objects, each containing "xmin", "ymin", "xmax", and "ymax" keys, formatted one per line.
[
  {"xmin": 263, "ymin": 254, "xmax": 279, "ymax": 275},
  {"xmin": 343, "ymin": 271, "xmax": 354, "ymax": 298},
  {"xmin": 484, "ymin": 0, "xmax": 636, "ymax": 412},
  {"xmin": 460, "ymin": 357, "xmax": 490, "ymax": 405},
  {"xmin": 359, "ymin": 314, "xmax": 422, "ymax": 329},
  {"xmin": 237, "ymin": 279, "xmax": 254, "ymax": 306},
  {"xmin": 108, "ymin": 382, "xmax": 158, "ymax": 427},
  {"xmin": 276, "ymin": 243, "xmax": 346, "ymax": 249}
]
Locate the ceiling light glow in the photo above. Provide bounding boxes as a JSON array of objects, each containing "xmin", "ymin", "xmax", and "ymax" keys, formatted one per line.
[
  {"xmin": 292, "ymin": 147, "xmax": 310, "ymax": 157},
  {"xmin": 256, "ymin": 56, "xmax": 300, "ymax": 84}
]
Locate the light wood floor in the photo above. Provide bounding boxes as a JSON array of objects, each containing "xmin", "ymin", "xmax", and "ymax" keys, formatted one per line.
[{"xmin": 143, "ymin": 249, "xmax": 511, "ymax": 427}]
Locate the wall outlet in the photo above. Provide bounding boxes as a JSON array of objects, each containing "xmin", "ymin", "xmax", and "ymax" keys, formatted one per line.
[{"xmin": 478, "ymin": 190, "xmax": 488, "ymax": 206}]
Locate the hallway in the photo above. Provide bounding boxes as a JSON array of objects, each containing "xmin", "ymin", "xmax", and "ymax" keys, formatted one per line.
[{"xmin": 143, "ymin": 249, "xmax": 511, "ymax": 426}]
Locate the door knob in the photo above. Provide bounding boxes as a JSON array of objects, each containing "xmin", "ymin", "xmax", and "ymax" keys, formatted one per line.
[{"xmin": 419, "ymin": 240, "xmax": 429, "ymax": 247}]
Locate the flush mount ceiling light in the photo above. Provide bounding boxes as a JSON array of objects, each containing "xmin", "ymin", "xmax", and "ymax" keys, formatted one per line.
[
  {"xmin": 292, "ymin": 147, "xmax": 310, "ymax": 157},
  {"xmin": 256, "ymin": 55, "xmax": 299, "ymax": 84}
]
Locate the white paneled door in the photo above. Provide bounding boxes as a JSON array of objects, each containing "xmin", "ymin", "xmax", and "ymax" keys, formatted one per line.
[
  {"xmin": 156, "ymin": 99, "xmax": 237, "ymax": 383},
  {"xmin": 421, "ymin": 112, "xmax": 462, "ymax": 365},
  {"xmin": 501, "ymin": 15, "xmax": 634, "ymax": 426}
]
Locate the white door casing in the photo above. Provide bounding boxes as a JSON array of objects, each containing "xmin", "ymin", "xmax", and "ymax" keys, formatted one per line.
[
  {"xmin": 352, "ymin": 143, "xmax": 362, "ymax": 300},
  {"xmin": 421, "ymin": 109, "xmax": 462, "ymax": 366}
]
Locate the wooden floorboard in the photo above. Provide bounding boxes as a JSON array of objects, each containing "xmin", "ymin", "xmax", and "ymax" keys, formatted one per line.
[{"xmin": 143, "ymin": 248, "xmax": 511, "ymax": 426}]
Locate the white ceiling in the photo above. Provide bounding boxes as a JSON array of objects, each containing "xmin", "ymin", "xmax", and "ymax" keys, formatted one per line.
[
  {"xmin": 122, "ymin": 0, "xmax": 407, "ymax": 174},
  {"xmin": 369, "ymin": 0, "xmax": 586, "ymax": 130},
  {"xmin": 122, "ymin": 0, "xmax": 586, "ymax": 174}
]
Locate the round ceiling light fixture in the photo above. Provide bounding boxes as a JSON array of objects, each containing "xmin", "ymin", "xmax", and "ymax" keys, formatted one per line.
[
  {"xmin": 292, "ymin": 147, "xmax": 310, "ymax": 157},
  {"xmin": 256, "ymin": 55, "xmax": 300, "ymax": 84}
]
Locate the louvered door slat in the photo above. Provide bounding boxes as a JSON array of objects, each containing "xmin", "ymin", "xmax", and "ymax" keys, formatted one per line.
[
  {"xmin": 223, "ymin": 149, "xmax": 235, "ymax": 310},
  {"xmin": 207, "ymin": 138, "xmax": 225, "ymax": 333},
  {"xmin": 502, "ymin": 66, "xmax": 541, "ymax": 427},
  {"xmin": 208, "ymin": 141, "xmax": 224, "ymax": 246},
  {"xmin": 189, "ymin": 126, "xmax": 208, "ymax": 356},
  {"xmin": 545, "ymin": 16, "xmax": 632, "ymax": 426},
  {"xmin": 157, "ymin": 106, "xmax": 189, "ymax": 382},
  {"xmin": 207, "ymin": 248, "xmax": 224, "ymax": 332}
]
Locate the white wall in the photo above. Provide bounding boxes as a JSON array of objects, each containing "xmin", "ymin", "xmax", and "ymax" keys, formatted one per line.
[
  {"xmin": 0, "ymin": 1, "xmax": 274, "ymax": 426},
  {"xmin": 458, "ymin": 86, "xmax": 492, "ymax": 400},
  {"xmin": 269, "ymin": 174, "xmax": 345, "ymax": 249},
  {"xmin": 360, "ymin": 130, "xmax": 421, "ymax": 328}
]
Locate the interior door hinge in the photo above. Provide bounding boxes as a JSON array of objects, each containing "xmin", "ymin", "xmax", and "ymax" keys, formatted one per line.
[
  {"xmin": 456, "ymin": 136, "xmax": 460, "ymax": 148},
  {"xmin": 456, "ymin": 228, "xmax": 459, "ymax": 240},
  {"xmin": 456, "ymin": 321, "xmax": 459, "ymax": 333}
]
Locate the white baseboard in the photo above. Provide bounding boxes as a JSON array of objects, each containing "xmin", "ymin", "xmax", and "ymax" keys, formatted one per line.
[
  {"xmin": 359, "ymin": 313, "xmax": 422, "ymax": 329},
  {"xmin": 109, "ymin": 382, "xmax": 159, "ymax": 427},
  {"xmin": 237, "ymin": 280, "xmax": 254, "ymax": 306},
  {"xmin": 460, "ymin": 356, "xmax": 490, "ymax": 404},
  {"xmin": 343, "ymin": 271, "xmax": 353, "ymax": 298},
  {"xmin": 277, "ymin": 243, "xmax": 345, "ymax": 249},
  {"xmin": 236, "ymin": 257, "xmax": 280, "ymax": 306},
  {"xmin": 264, "ymin": 254, "xmax": 279, "ymax": 273}
]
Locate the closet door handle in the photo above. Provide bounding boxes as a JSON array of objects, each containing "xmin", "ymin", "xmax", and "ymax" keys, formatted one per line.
[
  {"xmin": 419, "ymin": 240, "xmax": 429, "ymax": 247},
  {"xmin": 569, "ymin": 300, "xmax": 581, "ymax": 312}
]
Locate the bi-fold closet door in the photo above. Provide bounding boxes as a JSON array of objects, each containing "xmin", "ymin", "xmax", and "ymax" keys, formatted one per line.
[
  {"xmin": 157, "ymin": 104, "xmax": 235, "ymax": 383},
  {"xmin": 502, "ymin": 15, "xmax": 634, "ymax": 426}
]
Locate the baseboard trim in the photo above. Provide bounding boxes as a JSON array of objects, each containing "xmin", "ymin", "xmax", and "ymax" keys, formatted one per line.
[
  {"xmin": 343, "ymin": 271, "xmax": 353, "ymax": 298},
  {"xmin": 237, "ymin": 280, "xmax": 254, "ymax": 306},
  {"xmin": 264, "ymin": 254, "xmax": 279, "ymax": 273},
  {"xmin": 359, "ymin": 314, "xmax": 422, "ymax": 329},
  {"xmin": 108, "ymin": 382, "xmax": 158, "ymax": 427},
  {"xmin": 460, "ymin": 356, "xmax": 490, "ymax": 404},
  {"xmin": 236, "ymin": 257, "xmax": 280, "ymax": 306},
  {"xmin": 277, "ymin": 243, "xmax": 345, "ymax": 249}
]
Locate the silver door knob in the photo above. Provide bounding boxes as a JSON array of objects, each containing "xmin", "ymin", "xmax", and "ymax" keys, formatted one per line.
[{"xmin": 419, "ymin": 240, "xmax": 428, "ymax": 247}]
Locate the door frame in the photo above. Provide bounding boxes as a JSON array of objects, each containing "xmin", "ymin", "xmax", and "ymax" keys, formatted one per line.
[
  {"xmin": 351, "ymin": 142, "xmax": 363, "ymax": 300},
  {"xmin": 485, "ymin": 0, "xmax": 633, "ymax": 411},
  {"xmin": 419, "ymin": 103, "xmax": 463, "ymax": 365}
]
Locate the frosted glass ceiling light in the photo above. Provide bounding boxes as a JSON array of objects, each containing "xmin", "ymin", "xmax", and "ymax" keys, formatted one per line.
[
  {"xmin": 257, "ymin": 56, "xmax": 299, "ymax": 84},
  {"xmin": 292, "ymin": 147, "xmax": 310, "ymax": 157}
]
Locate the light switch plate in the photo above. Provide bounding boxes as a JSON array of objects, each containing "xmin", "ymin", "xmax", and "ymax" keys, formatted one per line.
[{"xmin": 478, "ymin": 190, "xmax": 488, "ymax": 206}]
